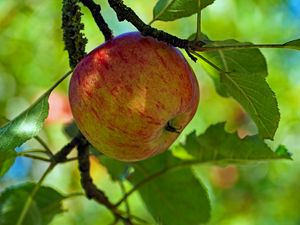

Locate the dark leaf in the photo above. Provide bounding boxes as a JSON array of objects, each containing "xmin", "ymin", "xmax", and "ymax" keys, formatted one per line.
[
  {"xmin": 0, "ymin": 149, "xmax": 17, "ymax": 177},
  {"xmin": 0, "ymin": 183, "xmax": 66, "ymax": 225},
  {"xmin": 130, "ymin": 152, "xmax": 211, "ymax": 225},
  {"xmin": 181, "ymin": 123, "xmax": 291, "ymax": 163}
]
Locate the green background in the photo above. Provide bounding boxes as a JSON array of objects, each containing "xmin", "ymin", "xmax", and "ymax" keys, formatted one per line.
[{"xmin": 0, "ymin": 0, "xmax": 300, "ymax": 224}]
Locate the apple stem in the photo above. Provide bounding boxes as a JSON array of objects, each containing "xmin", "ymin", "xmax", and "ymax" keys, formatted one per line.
[{"xmin": 165, "ymin": 121, "xmax": 181, "ymax": 134}]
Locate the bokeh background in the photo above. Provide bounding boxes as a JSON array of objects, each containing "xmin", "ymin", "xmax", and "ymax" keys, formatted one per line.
[{"xmin": 0, "ymin": 0, "xmax": 300, "ymax": 224}]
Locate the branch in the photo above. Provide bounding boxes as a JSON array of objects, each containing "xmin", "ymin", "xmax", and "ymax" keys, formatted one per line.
[
  {"xmin": 62, "ymin": 0, "xmax": 87, "ymax": 69},
  {"xmin": 52, "ymin": 133, "xmax": 85, "ymax": 163},
  {"xmin": 77, "ymin": 139, "xmax": 133, "ymax": 225},
  {"xmin": 19, "ymin": 153, "xmax": 51, "ymax": 162},
  {"xmin": 80, "ymin": 0, "xmax": 113, "ymax": 40},
  {"xmin": 107, "ymin": 0, "xmax": 300, "ymax": 54},
  {"xmin": 107, "ymin": 0, "xmax": 205, "ymax": 50},
  {"xmin": 34, "ymin": 136, "xmax": 53, "ymax": 157},
  {"xmin": 198, "ymin": 43, "xmax": 289, "ymax": 52}
]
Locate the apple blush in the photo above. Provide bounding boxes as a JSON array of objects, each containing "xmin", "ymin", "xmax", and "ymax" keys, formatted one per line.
[{"xmin": 69, "ymin": 32, "xmax": 199, "ymax": 161}]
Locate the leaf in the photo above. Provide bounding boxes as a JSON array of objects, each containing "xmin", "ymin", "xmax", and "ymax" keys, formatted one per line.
[
  {"xmin": 200, "ymin": 40, "xmax": 279, "ymax": 139},
  {"xmin": 100, "ymin": 156, "xmax": 131, "ymax": 181},
  {"xmin": 0, "ymin": 116, "xmax": 8, "ymax": 125},
  {"xmin": 0, "ymin": 183, "xmax": 66, "ymax": 225},
  {"xmin": 0, "ymin": 149, "xmax": 17, "ymax": 177},
  {"xmin": 202, "ymin": 40, "xmax": 268, "ymax": 78},
  {"xmin": 222, "ymin": 71, "xmax": 279, "ymax": 139},
  {"xmin": 0, "ymin": 114, "xmax": 16, "ymax": 177},
  {"xmin": 130, "ymin": 152, "xmax": 211, "ymax": 225},
  {"xmin": 0, "ymin": 95, "xmax": 49, "ymax": 151},
  {"xmin": 152, "ymin": 0, "xmax": 215, "ymax": 22},
  {"xmin": 0, "ymin": 72, "xmax": 71, "ymax": 154},
  {"xmin": 181, "ymin": 123, "xmax": 291, "ymax": 163},
  {"xmin": 275, "ymin": 145, "xmax": 292, "ymax": 158},
  {"xmin": 283, "ymin": 39, "xmax": 300, "ymax": 51}
]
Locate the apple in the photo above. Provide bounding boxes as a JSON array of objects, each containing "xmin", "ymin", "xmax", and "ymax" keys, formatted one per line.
[{"xmin": 69, "ymin": 32, "xmax": 199, "ymax": 161}]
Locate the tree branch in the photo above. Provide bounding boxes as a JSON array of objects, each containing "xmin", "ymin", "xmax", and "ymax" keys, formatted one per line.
[
  {"xmin": 80, "ymin": 0, "xmax": 113, "ymax": 40},
  {"xmin": 52, "ymin": 133, "xmax": 85, "ymax": 163},
  {"xmin": 77, "ymin": 139, "xmax": 133, "ymax": 225},
  {"xmin": 62, "ymin": 0, "xmax": 87, "ymax": 69},
  {"xmin": 107, "ymin": 0, "xmax": 205, "ymax": 50}
]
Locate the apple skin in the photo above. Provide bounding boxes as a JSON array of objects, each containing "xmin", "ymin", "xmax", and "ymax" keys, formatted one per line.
[{"xmin": 69, "ymin": 32, "xmax": 199, "ymax": 161}]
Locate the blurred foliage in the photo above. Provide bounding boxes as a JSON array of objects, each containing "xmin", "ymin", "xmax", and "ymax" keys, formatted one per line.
[{"xmin": 0, "ymin": 0, "xmax": 300, "ymax": 224}]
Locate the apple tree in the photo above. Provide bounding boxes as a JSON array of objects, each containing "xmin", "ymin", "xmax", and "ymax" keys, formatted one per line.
[{"xmin": 0, "ymin": 0, "xmax": 299, "ymax": 225}]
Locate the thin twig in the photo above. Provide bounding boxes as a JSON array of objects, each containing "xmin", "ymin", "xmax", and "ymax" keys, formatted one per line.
[
  {"xmin": 65, "ymin": 192, "xmax": 85, "ymax": 198},
  {"xmin": 63, "ymin": 156, "xmax": 79, "ymax": 162},
  {"xmin": 198, "ymin": 43, "xmax": 287, "ymax": 52},
  {"xmin": 34, "ymin": 136, "xmax": 53, "ymax": 157},
  {"xmin": 80, "ymin": 0, "xmax": 113, "ymax": 40},
  {"xmin": 19, "ymin": 153, "xmax": 51, "ymax": 162},
  {"xmin": 118, "ymin": 181, "xmax": 131, "ymax": 217},
  {"xmin": 114, "ymin": 166, "xmax": 170, "ymax": 207},
  {"xmin": 189, "ymin": 50, "xmax": 225, "ymax": 73},
  {"xmin": 195, "ymin": 0, "xmax": 202, "ymax": 41},
  {"xmin": 18, "ymin": 149, "xmax": 48, "ymax": 154},
  {"xmin": 115, "ymin": 160, "xmax": 207, "ymax": 207}
]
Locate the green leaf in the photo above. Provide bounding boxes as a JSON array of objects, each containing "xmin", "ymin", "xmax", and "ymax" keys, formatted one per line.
[
  {"xmin": 0, "ymin": 149, "xmax": 17, "ymax": 177},
  {"xmin": 275, "ymin": 145, "xmax": 292, "ymax": 158},
  {"xmin": 100, "ymin": 156, "xmax": 131, "ymax": 181},
  {"xmin": 222, "ymin": 71, "xmax": 279, "ymax": 139},
  {"xmin": 0, "ymin": 117, "xmax": 17, "ymax": 177},
  {"xmin": 202, "ymin": 40, "xmax": 268, "ymax": 78},
  {"xmin": 283, "ymin": 39, "xmax": 300, "ymax": 50},
  {"xmin": 152, "ymin": 0, "xmax": 215, "ymax": 22},
  {"xmin": 0, "ymin": 95, "xmax": 49, "ymax": 151},
  {"xmin": 201, "ymin": 40, "xmax": 268, "ymax": 97},
  {"xmin": 200, "ymin": 40, "xmax": 279, "ymax": 139},
  {"xmin": 0, "ymin": 72, "xmax": 71, "ymax": 154},
  {"xmin": 0, "ymin": 183, "xmax": 66, "ymax": 225},
  {"xmin": 130, "ymin": 152, "xmax": 211, "ymax": 225},
  {"xmin": 181, "ymin": 123, "xmax": 291, "ymax": 163}
]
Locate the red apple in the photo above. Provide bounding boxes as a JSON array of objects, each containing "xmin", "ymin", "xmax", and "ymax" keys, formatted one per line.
[{"xmin": 69, "ymin": 32, "xmax": 199, "ymax": 161}]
